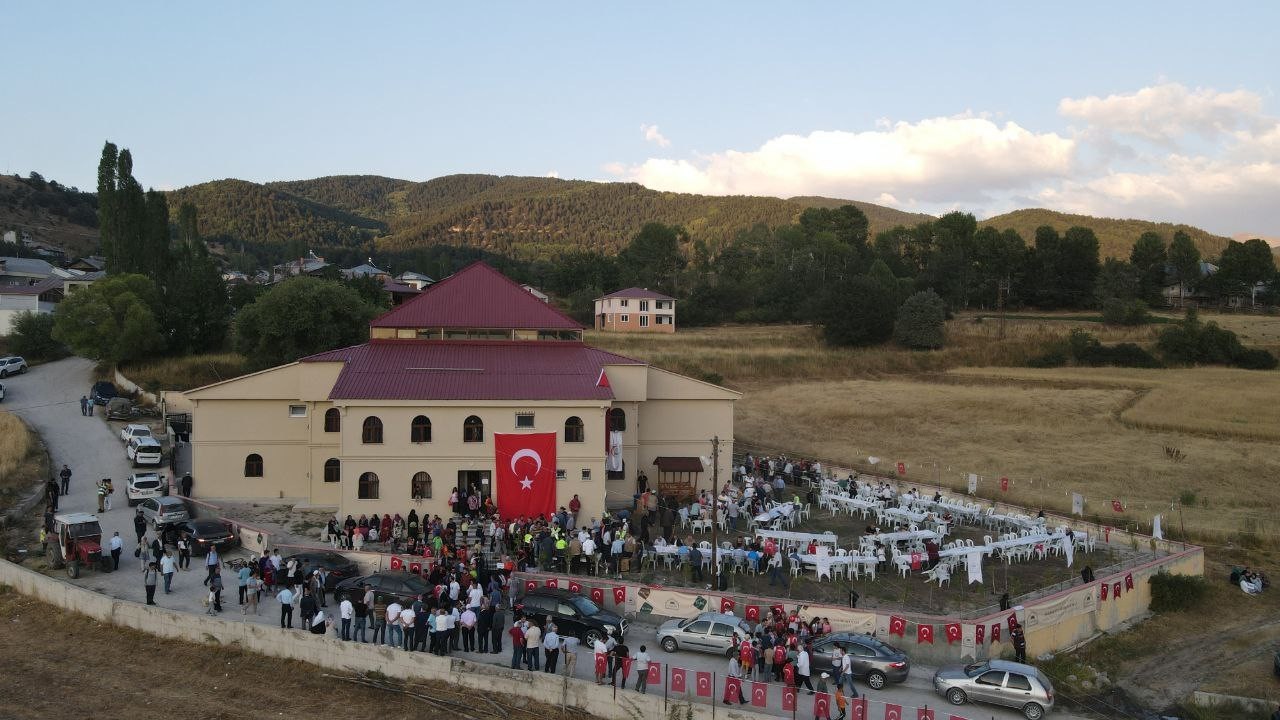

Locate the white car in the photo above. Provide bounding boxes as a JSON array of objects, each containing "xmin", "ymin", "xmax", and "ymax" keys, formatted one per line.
[
  {"xmin": 127, "ymin": 436, "xmax": 163, "ymax": 466},
  {"xmin": 120, "ymin": 424, "xmax": 153, "ymax": 443},
  {"xmin": 0, "ymin": 356, "xmax": 26, "ymax": 377},
  {"xmin": 126, "ymin": 472, "xmax": 166, "ymax": 505},
  {"xmin": 0, "ymin": 382, "xmax": 5, "ymax": 402}
]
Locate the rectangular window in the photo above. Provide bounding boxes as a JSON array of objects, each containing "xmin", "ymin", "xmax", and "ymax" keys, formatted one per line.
[
  {"xmin": 515, "ymin": 412, "xmax": 535, "ymax": 429},
  {"xmin": 581, "ymin": 468, "xmax": 592, "ymax": 482},
  {"xmin": 620, "ymin": 314, "xmax": 629, "ymax": 323},
  {"xmin": 556, "ymin": 469, "xmax": 567, "ymax": 481},
  {"xmin": 639, "ymin": 316, "xmax": 649, "ymax": 327},
  {"xmin": 288, "ymin": 405, "xmax": 306, "ymax": 417},
  {"xmin": 639, "ymin": 300, "xmax": 649, "ymax": 312},
  {"xmin": 620, "ymin": 299, "xmax": 629, "ymax": 307}
]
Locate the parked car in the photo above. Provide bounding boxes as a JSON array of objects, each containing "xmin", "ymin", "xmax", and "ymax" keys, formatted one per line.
[
  {"xmin": 125, "ymin": 472, "xmax": 167, "ymax": 505},
  {"xmin": 120, "ymin": 423, "xmax": 153, "ymax": 443},
  {"xmin": 178, "ymin": 518, "xmax": 240, "ymax": 555},
  {"xmin": 0, "ymin": 356, "xmax": 27, "ymax": 377},
  {"xmin": 933, "ymin": 660, "xmax": 1055, "ymax": 720},
  {"xmin": 656, "ymin": 612, "xmax": 753, "ymax": 656},
  {"xmin": 810, "ymin": 632, "xmax": 911, "ymax": 690},
  {"xmin": 127, "ymin": 436, "xmax": 163, "ymax": 466},
  {"xmin": 516, "ymin": 588, "xmax": 628, "ymax": 644},
  {"xmin": 0, "ymin": 382, "xmax": 5, "ymax": 402},
  {"xmin": 335, "ymin": 571, "xmax": 434, "ymax": 605},
  {"xmin": 138, "ymin": 496, "xmax": 190, "ymax": 528},
  {"xmin": 90, "ymin": 381, "xmax": 118, "ymax": 405},
  {"xmin": 282, "ymin": 551, "xmax": 361, "ymax": 590}
]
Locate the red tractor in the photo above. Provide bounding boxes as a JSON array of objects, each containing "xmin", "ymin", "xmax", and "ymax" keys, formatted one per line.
[{"xmin": 46, "ymin": 512, "xmax": 110, "ymax": 578}]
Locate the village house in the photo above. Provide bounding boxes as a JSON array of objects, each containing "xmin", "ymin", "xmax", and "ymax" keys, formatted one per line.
[{"xmin": 593, "ymin": 288, "xmax": 676, "ymax": 333}]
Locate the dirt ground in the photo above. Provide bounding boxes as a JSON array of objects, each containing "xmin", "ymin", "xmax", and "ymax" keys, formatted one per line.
[{"xmin": 0, "ymin": 584, "xmax": 578, "ymax": 720}]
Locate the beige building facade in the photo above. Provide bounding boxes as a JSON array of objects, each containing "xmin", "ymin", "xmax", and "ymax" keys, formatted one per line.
[
  {"xmin": 185, "ymin": 263, "xmax": 735, "ymax": 521},
  {"xmin": 593, "ymin": 288, "xmax": 676, "ymax": 333}
]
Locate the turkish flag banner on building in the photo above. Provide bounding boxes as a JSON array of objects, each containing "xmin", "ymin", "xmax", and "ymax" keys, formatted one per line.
[
  {"xmin": 720, "ymin": 597, "xmax": 735, "ymax": 613},
  {"xmin": 990, "ymin": 623, "xmax": 1001, "ymax": 642},
  {"xmin": 782, "ymin": 686, "xmax": 796, "ymax": 711},
  {"xmin": 613, "ymin": 586, "xmax": 627, "ymax": 605},
  {"xmin": 589, "ymin": 587, "xmax": 605, "ymax": 604},
  {"xmin": 813, "ymin": 693, "xmax": 831, "ymax": 718},
  {"xmin": 524, "ymin": 579, "xmax": 537, "ymax": 592},
  {"xmin": 670, "ymin": 667, "xmax": 687, "ymax": 693},
  {"xmin": 975, "ymin": 623, "xmax": 985, "ymax": 644},
  {"xmin": 1007, "ymin": 612, "xmax": 1018, "ymax": 630},
  {"xmin": 851, "ymin": 696, "xmax": 868, "ymax": 720},
  {"xmin": 647, "ymin": 662, "xmax": 661, "ymax": 685},
  {"xmin": 696, "ymin": 671, "xmax": 712, "ymax": 697},
  {"xmin": 884, "ymin": 703, "xmax": 903, "ymax": 720},
  {"xmin": 495, "ymin": 432, "xmax": 557, "ymax": 520},
  {"xmin": 594, "ymin": 653, "xmax": 607, "ymax": 676},
  {"xmin": 1100, "ymin": 582, "xmax": 1109, "ymax": 601},
  {"xmin": 889, "ymin": 615, "xmax": 906, "ymax": 637},
  {"xmin": 770, "ymin": 603, "xmax": 785, "ymax": 618},
  {"xmin": 917, "ymin": 624, "xmax": 934, "ymax": 644},
  {"xmin": 945, "ymin": 622, "xmax": 961, "ymax": 644},
  {"xmin": 389, "ymin": 556, "xmax": 404, "ymax": 571},
  {"xmin": 545, "ymin": 578, "xmax": 558, "ymax": 589},
  {"xmin": 1113, "ymin": 581, "xmax": 1122, "ymax": 599},
  {"xmin": 568, "ymin": 580, "xmax": 582, "ymax": 594},
  {"xmin": 1125, "ymin": 573, "xmax": 1134, "ymax": 591},
  {"xmin": 751, "ymin": 681, "xmax": 768, "ymax": 707},
  {"xmin": 918, "ymin": 707, "xmax": 934, "ymax": 720},
  {"xmin": 745, "ymin": 605, "xmax": 761, "ymax": 622},
  {"xmin": 408, "ymin": 561, "xmax": 422, "ymax": 575}
]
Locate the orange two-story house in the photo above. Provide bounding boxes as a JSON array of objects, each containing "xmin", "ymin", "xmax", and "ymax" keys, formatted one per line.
[{"xmin": 593, "ymin": 288, "xmax": 676, "ymax": 333}]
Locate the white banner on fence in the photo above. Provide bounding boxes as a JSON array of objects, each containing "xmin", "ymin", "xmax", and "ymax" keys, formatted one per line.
[
  {"xmin": 1071, "ymin": 493, "xmax": 1084, "ymax": 515},
  {"xmin": 1153, "ymin": 514, "xmax": 1163, "ymax": 540},
  {"xmin": 967, "ymin": 473, "xmax": 978, "ymax": 494}
]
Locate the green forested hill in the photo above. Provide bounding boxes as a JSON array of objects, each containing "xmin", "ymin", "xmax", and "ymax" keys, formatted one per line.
[
  {"xmin": 979, "ymin": 208, "xmax": 1233, "ymax": 260},
  {"xmin": 789, "ymin": 196, "xmax": 935, "ymax": 230},
  {"xmin": 266, "ymin": 175, "xmax": 413, "ymax": 220}
]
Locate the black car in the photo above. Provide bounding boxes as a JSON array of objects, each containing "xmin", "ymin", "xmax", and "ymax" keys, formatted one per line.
[
  {"xmin": 179, "ymin": 518, "xmax": 240, "ymax": 555},
  {"xmin": 336, "ymin": 571, "xmax": 434, "ymax": 605},
  {"xmin": 516, "ymin": 588, "xmax": 628, "ymax": 644},
  {"xmin": 90, "ymin": 381, "xmax": 119, "ymax": 405},
  {"xmin": 282, "ymin": 551, "xmax": 361, "ymax": 590}
]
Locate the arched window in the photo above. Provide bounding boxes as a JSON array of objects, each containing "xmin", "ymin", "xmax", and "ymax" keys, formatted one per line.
[
  {"xmin": 244, "ymin": 453, "xmax": 263, "ymax": 477},
  {"xmin": 358, "ymin": 472, "xmax": 380, "ymax": 499},
  {"xmin": 323, "ymin": 458, "xmax": 340, "ymax": 483},
  {"xmin": 564, "ymin": 416, "xmax": 585, "ymax": 443},
  {"xmin": 412, "ymin": 472, "xmax": 432, "ymax": 499},
  {"xmin": 362, "ymin": 416, "xmax": 383, "ymax": 444},
  {"xmin": 323, "ymin": 408, "xmax": 341, "ymax": 433},
  {"xmin": 608, "ymin": 407, "xmax": 626, "ymax": 432},
  {"xmin": 463, "ymin": 415, "xmax": 484, "ymax": 443},
  {"xmin": 411, "ymin": 415, "xmax": 432, "ymax": 443}
]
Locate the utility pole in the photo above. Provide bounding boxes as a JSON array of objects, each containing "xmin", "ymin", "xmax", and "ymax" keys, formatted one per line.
[
  {"xmin": 996, "ymin": 277, "xmax": 1010, "ymax": 340},
  {"xmin": 710, "ymin": 435, "xmax": 721, "ymax": 591}
]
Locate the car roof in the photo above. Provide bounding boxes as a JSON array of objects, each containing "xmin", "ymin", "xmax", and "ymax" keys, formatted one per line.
[
  {"xmin": 56, "ymin": 512, "xmax": 99, "ymax": 524},
  {"xmin": 126, "ymin": 424, "xmax": 150, "ymax": 430},
  {"xmin": 188, "ymin": 518, "xmax": 228, "ymax": 529},
  {"xmin": 133, "ymin": 437, "xmax": 162, "ymax": 446},
  {"xmin": 156, "ymin": 496, "xmax": 186, "ymax": 506},
  {"xmin": 989, "ymin": 660, "xmax": 1051, "ymax": 681},
  {"xmin": 693, "ymin": 612, "xmax": 746, "ymax": 624}
]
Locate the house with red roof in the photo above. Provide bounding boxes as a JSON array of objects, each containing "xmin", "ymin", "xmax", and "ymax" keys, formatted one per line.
[
  {"xmin": 594, "ymin": 288, "xmax": 676, "ymax": 333},
  {"xmin": 184, "ymin": 262, "xmax": 736, "ymax": 521}
]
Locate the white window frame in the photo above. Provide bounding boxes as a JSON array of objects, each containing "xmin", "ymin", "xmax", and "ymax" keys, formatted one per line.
[
  {"xmin": 620, "ymin": 314, "xmax": 629, "ymax": 323},
  {"xmin": 515, "ymin": 412, "xmax": 535, "ymax": 429},
  {"xmin": 288, "ymin": 404, "xmax": 307, "ymax": 418},
  {"xmin": 620, "ymin": 299, "xmax": 629, "ymax": 307},
  {"xmin": 639, "ymin": 300, "xmax": 649, "ymax": 311}
]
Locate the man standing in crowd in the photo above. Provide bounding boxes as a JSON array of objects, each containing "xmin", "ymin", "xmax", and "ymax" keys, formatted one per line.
[
  {"xmin": 339, "ymin": 592, "xmax": 354, "ymax": 641},
  {"xmin": 542, "ymin": 623, "xmax": 559, "ymax": 674},
  {"xmin": 277, "ymin": 586, "xmax": 295, "ymax": 628},
  {"xmin": 633, "ymin": 645, "xmax": 651, "ymax": 694},
  {"xmin": 108, "ymin": 531, "xmax": 123, "ymax": 570}
]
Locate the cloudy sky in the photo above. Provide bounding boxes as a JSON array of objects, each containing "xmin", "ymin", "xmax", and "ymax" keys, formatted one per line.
[{"xmin": 4, "ymin": 2, "xmax": 1277, "ymax": 238}]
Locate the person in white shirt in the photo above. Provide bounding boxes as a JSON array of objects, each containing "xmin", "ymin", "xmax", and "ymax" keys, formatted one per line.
[
  {"xmin": 159, "ymin": 550, "xmax": 176, "ymax": 594},
  {"xmin": 542, "ymin": 626, "xmax": 560, "ymax": 673},
  {"xmin": 467, "ymin": 584, "xmax": 483, "ymax": 609},
  {"xmin": 632, "ymin": 645, "xmax": 651, "ymax": 694},
  {"xmin": 386, "ymin": 601, "xmax": 403, "ymax": 648},
  {"xmin": 446, "ymin": 605, "xmax": 460, "ymax": 653},
  {"xmin": 796, "ymin": 646, "xmax": 814, "ymax": 694},
  {"xmin": 460, "ymin": 606, "xmax": 478, "ymax": 652},
  {"xmin": 399, "ymin": 605, "xmax": 416, "ymax": 651},
  {"xmin": 448, "ymin": 579, "xmax": 461, "ymax": 602},
  {"xmin": 522, "ymin": 620, "xmax": 542, "ymax": 670},
  {"xmin": 592, "ymin": 637, "xmax": 609, "ymax": 684},
  {"xmin": 838, "ymin": 647, "xmax": 854, "ymax": 695},
  {"xmin": 108, "ymin": 532, "xmax": 124, "ymax": 571},
  {"xmin": 339, "ymin": 595, "xmax": 354, "ymax": 641}
]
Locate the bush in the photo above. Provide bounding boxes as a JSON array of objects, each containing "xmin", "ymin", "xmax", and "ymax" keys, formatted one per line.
[
  {"xmin": 1026, "ymin": 350, "xmax": 1068, "ymax": 368},
  {"xmin": 893, "ymin": 290, "xmax": 947, "ymax": 349},
  {"xmin": 7, "ymin": 311, "xmax": 68, "ymax": 361},
  {"xmin": 1148, "ymin": 571, "xmax": 1209, "ymax": 612},
  {"xmin": 1100, "ymin": 298, "xmax": 1151, "ymax": 326},
  {"xmin": 819, "ymin": 275, "xmax": 898, "ymax": 347},
  {"xmin": 1234, "ymin": 347, "xmax": 1279, "ymax": 370},
  {"xmin": 1034, "ymin": 330, "xmax": 1161, "ymax": 368},
  {"xmin": 1157, "ymin": 310, "xmax": 1278, "ymax": 370}
]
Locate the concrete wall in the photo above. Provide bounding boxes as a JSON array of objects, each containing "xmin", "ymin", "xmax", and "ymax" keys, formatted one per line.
[
  {"xmin": 0, "ymin": 559, "xmax": 744, "ymax": 720},
  {"xmin": 114, "ymin": 368, "xmax": 159, "ymax": 405}
]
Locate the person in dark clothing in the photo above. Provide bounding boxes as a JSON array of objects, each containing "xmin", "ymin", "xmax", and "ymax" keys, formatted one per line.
[
  {"xmin": 490, "ymin": 608, "xmax": 505, "ymax": 654},
  {"xmin": 133, "ymin": 511, "xmax": 148, "ymax": 544},
  {"xmin": 1011, "ymin": 624, "xmax": 1027, "ymax": 663},
  {"xmin": 59, "ymin": 465, "xmax": 72, "ymax": 495},
  {"xmin": 180, "ymin": 474, "xmax": 193, "ymax": 498},
  {"xmin": 477, "ymin": 601, "xmax": 494, "ymax": 652},
  {"xmin": 610, "ymin": 642, "xmax": 630, "ymax": 687},
  {"xmin": 300, "ymin": 589, "xmax": 317, "ymax": 630},
  {"xmin": 46, "ymin": 480, "xmax": 59, "ymax": 511}
]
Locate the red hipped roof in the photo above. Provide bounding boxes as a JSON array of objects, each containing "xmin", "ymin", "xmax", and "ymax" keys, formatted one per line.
[
  {"xmin": 302, "ymin": 341, "xmax": 642, "ymax": 401},
  {"xmin": 371, "ymin": 261, "xmax": 581, "ymax": 330}
]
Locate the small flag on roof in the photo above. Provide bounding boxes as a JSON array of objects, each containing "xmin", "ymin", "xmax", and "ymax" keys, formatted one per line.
[{"xmin": 597, "ymin": 368, "xmax": 610, "ymax": 388}]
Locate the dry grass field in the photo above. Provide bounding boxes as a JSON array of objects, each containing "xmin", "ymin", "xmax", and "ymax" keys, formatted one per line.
[{"xmin": 120, "ymin": 352, "xmax": 249, "ymax": 392}]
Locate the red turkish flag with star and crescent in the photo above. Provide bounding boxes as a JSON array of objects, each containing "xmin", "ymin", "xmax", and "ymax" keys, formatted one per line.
[
  {"xmin": 695, "ymin": 671, "xmax": 712, "ymax": 697},
  {"xmin": 1125, "ymin": 573, "xmax": 1134, "ymax": 591},
  {"xmin": 613, "ymin": 586, "xmax": 627, "ymax": 605},
  {"xmin": 389, "ymin": 556, "xmax": 404, "ymax": 571},
  {"xmin": 720, "ymin": 597, "xmax": 735, "ymax": 614},
  {"xmin": 813, "ymin": 693, "xmax": 831, "ymax": 718},
  {"xmin": 945, "ymin": 622, "xmax": 961, "ymax": 644},
  {"xmin": 975, "ymin": 623, "xmax": 985, "ymax": 644},
  {"xmin": 594, "ymin": 653, "xmax": 607, "ymax": 676},
  {"xmin": 1113, "ymin": 581, "xmax": 1122, "ymax": 599},
  {"xmin": 545, "ymin": 578, "xmax": 558, "ymax": 589},
  {"xmin": 990, "ymin": 623, "xmax": 1001, "ymax": 642},
  {"xmin": 589, "ymin": 587, "xmax": 605, "ymax": 604},
  {"xmin": 670, "ymin": 667, "xmax": 687, "ymax": 693},
  {"xmin": 408, "ymin": 561, "xmax": 422, "ymax": 575},
  {"xmin": 524, "ymin": 579, "xmax": 537, "ymax": 592},
  {"xmin": 918, "ymin": 707, "xmax": 935, "ymax": 720},
  {"xmin": 621, "ymin": 656, "xmax": 633, "ymax": 678},
  {"xmin": 782, "ymin": 686, "xmax": 797, "ymax": 711},
  {"xmin": 1100, "ymin": 582, "xmax": 1109, "ymax": 601},
  {"xmin": 568, "ymin": 580, "xmax": 582, "ymax": 594},
  {"xmin": 745, "ymin": 604, "xmax": 760, "ymax": 622},
  {"xmin": 850, "ymin": 696, "xmax": 868, "ymax": 720},
  {"xmin": 917, "ymin": 624, "xmax": 934, "ymax": 644},
  {"xmin": 751, "ymin": 681, "xmax": 768, "ymax": 707},
  {"xmin": 495, "ymin": 432, "xmax": 557, "ymax": 520},
  {"xmin": 647, "ymin": 662, "xmax": 661, "ymax": 685},
  {"xmin": 889, "ymin": 615, "xmax": 906, "ymax": 637},
  {"xmin": 884, "ymin": 703, "xmax": 903, "ymax": 720}
]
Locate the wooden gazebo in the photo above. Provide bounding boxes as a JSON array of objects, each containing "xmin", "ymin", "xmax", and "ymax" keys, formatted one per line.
[{"xmin": 653, "ymin": 456, "xmax": 704, "ymax": 501}]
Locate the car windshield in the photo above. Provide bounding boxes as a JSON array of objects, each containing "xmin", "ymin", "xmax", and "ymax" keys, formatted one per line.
[
  {"xmin": 570, "ymin": 596, "xmax": 601, "ymax": 615},
  {"xmin": 401, "ymin": 575, "xmax": 431, "ymax": 593},
  {"xmin": 964, "ymin": 662, "xmax": 990, "ymax": 677}
]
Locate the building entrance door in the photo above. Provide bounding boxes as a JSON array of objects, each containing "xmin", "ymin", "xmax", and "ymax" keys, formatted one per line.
[{"xmin": 456, "ymin": 470, "xmax": 491, "ymax": 515}]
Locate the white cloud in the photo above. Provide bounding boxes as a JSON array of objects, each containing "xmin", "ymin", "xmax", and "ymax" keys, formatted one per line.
[
  {"xmin": 615, "ymin": 116, "xmax": 1074, "ymax": 204},
  {"xmin": 640, "ymin": 123, "xmax": 671, "ymax": 148},
  {"xmin": 544, "ymin": 170, "xmax": 559, "ymax": 178},
  {"xmin": 1059, "ymin": 83, "xmax": 1264, "ymax": 142}
]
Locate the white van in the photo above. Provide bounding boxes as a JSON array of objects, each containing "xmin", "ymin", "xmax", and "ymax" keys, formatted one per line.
[{"xmin": 127, "ymin": 436, "xmax": 163, "ymax": 466}]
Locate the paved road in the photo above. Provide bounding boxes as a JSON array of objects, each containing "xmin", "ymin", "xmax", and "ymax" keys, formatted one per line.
[{"xmin": 8, "ymin": 358, "xmax": 1084, "ymax": 720}]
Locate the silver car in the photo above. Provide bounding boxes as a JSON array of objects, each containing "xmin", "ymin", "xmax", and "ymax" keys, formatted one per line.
[
  {"xmin": 138, "ymin": 496, "xmax": 190, "ymax": 528},
  {"xmin": 657, "ymin": 612, "xmax": 753, "ymax": 656},
  {"xmin": 933, "ymin": 659, "xmax": 1055, "ymax": 720}
]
